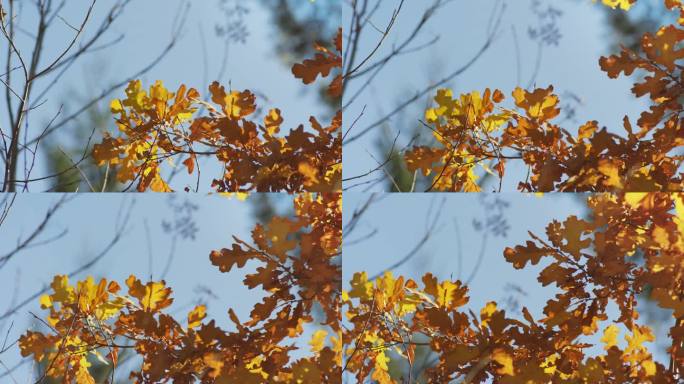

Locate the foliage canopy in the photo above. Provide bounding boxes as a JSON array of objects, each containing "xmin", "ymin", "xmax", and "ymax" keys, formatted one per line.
[
  {"xmin": 343, "ymin": 192, "xmax": 684, "ymax": 382},
  {"xmin": 92, "ymin": 30, "xmax": 342, "ymax": 193},
  {"xmin": 19, "ymin": 193, "xmax": 342, "ymax": 383},
  {"xmin": 405, "ymin": 0, "xmax": 684, "ymax": 192}
]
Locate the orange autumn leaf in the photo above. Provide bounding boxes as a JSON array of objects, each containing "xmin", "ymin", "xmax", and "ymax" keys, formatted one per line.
[{"xmin": 292, "ymin": 27, "xmax": 342, "ymax": 98}]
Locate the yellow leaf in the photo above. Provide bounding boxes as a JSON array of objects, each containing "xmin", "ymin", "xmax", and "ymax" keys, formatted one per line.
[
  {"xmin": 125, "ymin": 276, "xmax": 173, "ymax": 312},
  {"xmin": 188, "ymin": 304, "xmax": 207, "ymax": 329},
  {"xmin": 578, "ymin": 120, "xmax": 598, "ymax": 140},
  {"xmin": 375, "ymin": 349, "xmax": 390, "ymax": 371},
  {"xmin": 75, "ymin": 364, "xmax": 95, "ymax": 384},
  {"xmin": 299, "ymin": 162, "xmax": 321, "ymax": 187},
  {"xmin": 481, "ymin": 301, "xmax": 497, "ymax": 318},
  {"xmin": 246, "ymin": 355, "xmax": 269, "ymax": 379},
  {"xmin": 425, "ymin": 108, "xmax": 439, "ymax": 123},
  {"xmin": 512, "ymin": 86, "xmax": 560, "ymax": 121},
  {"xmin": 348, "ymin": 272, "xmax": 372, "ymax": 300},
  {"xmin": 50, "ymin": 275, "xmax": 75, "ymax": 304},
  {"xmin": 599, "ymin": 0, "xmax": 635, "ymax": 10},
  {"xmin": 422, "ymin": 273, "xmax": 468, "ymax": 309},
  {"xmin": 308, "ymin": 330, "xmax": 327, "ymax": 353},
  {"xmin": 492, "ymin": 349, "xmax": 514, "ymax": 376},
  {"xmin": 122, "ymin": 80, "xmax": 147, "ymax": 112},
  {"xmin": 96, "ymin": 299, "xmax": 124, "ymax": 321},
  {"xmin": 149, "ymin": 80, "xmax": 170, "ymax": 101},
  {"xmin": 625, "ymin": 192, "xmax": 648, "ymax": 208},
  {"xmin": 218, "ymin": 192, "xmax": 249, "ymax": 200},
  {"xmin": 110, "ymin": 99, "xmax": 124, "ymax": 114},
  {"xmin": 675, "ymin": 195, "xmax": 684, "ymax": 249},
  {"xmin": 597, "ymin": 159, "xmax": 623, "ymax": 188},
  {"xmin": 641, "ymin": 359, "xmax": 656, "ymax": 376},
  {"xmin": 149, "ymin": 171, "xmax": 173, "ymax": 193},
  {"xmin": 39, "ymin": 295, "xmax": 52, "ymax": 309},
  {"xmin": 625, "ymin": 325, "xmax": 655, "ymax": 356},
  {"xmin": 652, "ymin": 226, "xmax": 671, "ymax": 248},
  {"xmin": 601, "ymin": 324, "xmax": 620, "ymax": 350},
  {"xmin": 541, "ymin": 354, "xmax": 559, "ymax": 374},
  {"xmin": 264, "ymin": 108, "xmax": 283, "ymax": 135}
]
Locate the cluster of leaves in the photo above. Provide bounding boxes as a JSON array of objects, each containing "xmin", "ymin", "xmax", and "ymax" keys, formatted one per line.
[
  {"xmin": 343, "ymin": 192, "xmax": 684, "ymax": 382},
  {"xmin": 601, "ymin": 0, "xmax": 684, "ymax": 11},
  {"xmin": 19, "ymin": 192, "xmax": 342, "ymax": 383},
  {"xmin": 92, "ymin": 29, "xmax": 342, "ymax": 193},
  {"xmin": 599, "ymin": 0, "xmax": 638, "ymax": 11},
  {"xmin": 405, "ymin": 0, "xmax": 683, "ymax": 192}
]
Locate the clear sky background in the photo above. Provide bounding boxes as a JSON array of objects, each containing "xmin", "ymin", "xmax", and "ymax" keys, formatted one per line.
[
  {"xmin": 0, "ymin": 194, "xmax": 294, "ymax": 381},
  {"xmin": 343, "ymin": 193, "xmax": 673, "ymax": 368},
  {"xmin": 9, "ymin": 0, "xmax": 330, "ymax": 190},
  {"xmin": 342, "ymin": 0, "xmax": 657, "ymax": 190}
]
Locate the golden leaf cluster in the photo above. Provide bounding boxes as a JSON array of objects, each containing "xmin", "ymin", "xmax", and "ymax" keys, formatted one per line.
[
  {"xmin": 20, "ymin": 193, "xmax": 341, "ymax": 383},
  {"xmin": 343, "ymin": 193, "xmax": 684, "ymax": 382},
  {"xmin": 406, "ymin": 0, "xmax": 684, "ymax": 192},
  {"xmin": 92, "ymin": 29, "xmax": 342, "ymax": 193}
]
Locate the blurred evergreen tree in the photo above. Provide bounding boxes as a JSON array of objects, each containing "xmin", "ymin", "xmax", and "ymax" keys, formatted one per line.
[
  {"xmin": 41, "ymin": 64, "xmax": 120, "ymax": 192},
  {"xmin": 601, "ymin": 0, "xmax": 670, "ymax": 51}
]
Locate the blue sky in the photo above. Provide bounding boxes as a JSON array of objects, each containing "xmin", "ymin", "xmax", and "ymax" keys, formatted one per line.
[{"xmin": 342, "ymin": 0, "xmax": 654, "ymax": 190}]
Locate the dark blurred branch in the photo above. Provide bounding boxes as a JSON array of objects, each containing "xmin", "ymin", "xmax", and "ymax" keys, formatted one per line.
[
  {"xmin": 0, "ymin": 195, "xmax": 71, "ymax": 269},
  {"xmin": 368, "ymin": 196, "xmax": 444, "ymax": 280}
]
